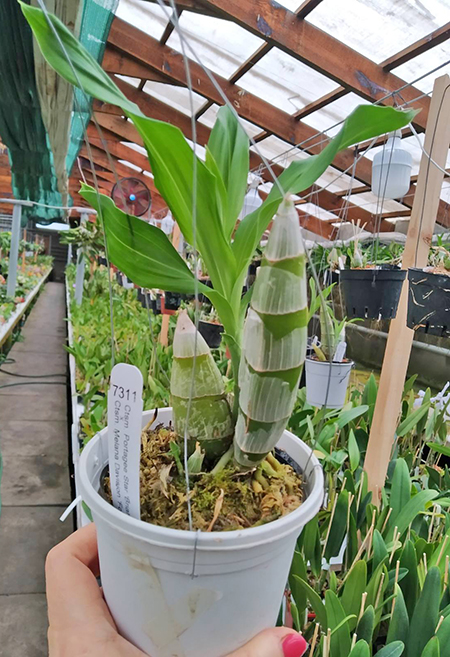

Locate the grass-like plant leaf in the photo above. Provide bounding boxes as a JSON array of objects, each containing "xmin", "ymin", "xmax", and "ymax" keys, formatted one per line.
[{"xmin": 407, "ymin": 567, "xmax": 441, "ymax": 657}]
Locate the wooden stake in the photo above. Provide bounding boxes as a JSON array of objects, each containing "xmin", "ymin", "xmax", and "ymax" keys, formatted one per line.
[
  {"xmin": 309, "ymin": 624, "xmax": 320, "ymax": 657},
  {"xmin": 363, "ymin": 75, "xmax": 450, "ymax": 502},
  {"xmin": 159, "ymin": 223, "xmax": 181, "ymax": 348}
]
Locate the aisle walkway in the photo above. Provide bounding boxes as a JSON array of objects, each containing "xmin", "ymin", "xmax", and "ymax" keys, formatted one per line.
[{"xmin": 0, "ymin": 282, "xmax": 72, "ymax": 657}]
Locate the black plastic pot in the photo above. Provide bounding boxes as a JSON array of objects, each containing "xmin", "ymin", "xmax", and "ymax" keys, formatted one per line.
[
  {"xmin": 198, "ymin": 320, "xmax": 224, "ymax": 348},
  {"xmin": 98, "ymin": 256, "xmax": 107, "ymax": 267},
  {"xmin": 340, "ymin": 267, "xmax": 406, "ymax": 319},
  {"xmin": 164, "ymin": 291, "xmax": 182, "ymax": 311},
  {"xmin": 136, "ymin": 288, "xmax": 147, "ymax": 308},
  {"xmin": 115, "ymin": 272, "xmax": 122, "ymax": 285},
  {"xmin": 407, "ymin": 268, "xmax": 450, "ymax": 337}
]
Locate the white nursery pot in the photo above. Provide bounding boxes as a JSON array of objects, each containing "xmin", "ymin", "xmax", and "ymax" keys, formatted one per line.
[
  {"xmin": 78, "ymin": 408, "xmax": 323, "ymax": 657},
  {"xmin": 305, "ymin": 358, "xmax": 353, "ymax": 409}
]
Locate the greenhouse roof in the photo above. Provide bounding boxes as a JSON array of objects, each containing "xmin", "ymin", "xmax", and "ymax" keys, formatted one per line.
[{"xmin": 3, "ymin": 0, "xmax": 450, "ymax": 238}]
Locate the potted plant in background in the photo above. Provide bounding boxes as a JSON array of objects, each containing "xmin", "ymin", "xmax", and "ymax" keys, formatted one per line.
[
  {"xmin": 198, "ymin": 305, "xmax": 224, "ymax": 348},
  {"xmin": 340, "ymin": 229, "xmax": 406, "ymax": 320},
  {"xmin": 407, "ymin": 240, "xmax": 450, "ymax": 337},
  {"xmin": 23, "ymin": 4, "xmax": 417, "ymax": 657},
  {"xmin": 305, "ymin": 280, "xmax": 354, "ymax": 408}
]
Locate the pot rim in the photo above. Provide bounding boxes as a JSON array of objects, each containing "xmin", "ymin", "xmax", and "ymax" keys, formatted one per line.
[
  {"xmin": 78, "ymin": 408, "xmax": 324, "ymax": 551},
  {"xmin": 305, "ymin": 356, "xmax": 354, "ymax": 368}
]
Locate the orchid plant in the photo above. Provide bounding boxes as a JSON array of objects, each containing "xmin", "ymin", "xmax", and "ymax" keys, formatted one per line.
[{"xmin": 22, "ymin": 3, "xmax": 416, "ymax": 470}]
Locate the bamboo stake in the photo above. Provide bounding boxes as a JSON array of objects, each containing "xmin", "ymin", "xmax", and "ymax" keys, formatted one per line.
[
  {"xmin": 309, "ymin": 624, "xmax": 320, "ymax": 657},
  {"xmin": 374, "ymin": 572, "xmax": 386, "ymax": 610},
  {"xmin": 390, "ymin": 561, "xmax": 400, "ymax": 618},
  {"xmin": 445, "ymin": 556, "xmax": 449, "ymax": 589},
  {"xmin": 363, "ymin": 74, "xmax": 450, "ymax": 502},
  {"xmin": 435, "ymin": 615, "xmax": 445, "ymax": 634},
  {"xmin": 436, "ymin": 534, "xmax": 449, "ymax": 568},
  {"xmin": 390, "ymin": 527, "xmax": 399, "ymax": 564},
  {"xmin": 358, "ymin": 591, "xmax": 368, "ymax": 624},
  {"xmin": 380, "ymin": 507, "xmax": 393, "ymax": 535}
]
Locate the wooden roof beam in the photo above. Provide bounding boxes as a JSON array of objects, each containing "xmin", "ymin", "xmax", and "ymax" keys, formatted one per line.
[
  {"xmin": 104, "ymin": 24, "xmax": 373, "ymax": 182},
  {"xmin": 381, "ymin": 22, "xmax": 450, "ymax": 71},
  {"xmin": 195, "ymin": 0, "xmax": 430, "ymax": 129},
  {"xmin": 295, "ymin": 0, "xmax": 324, "ymax": 19}
]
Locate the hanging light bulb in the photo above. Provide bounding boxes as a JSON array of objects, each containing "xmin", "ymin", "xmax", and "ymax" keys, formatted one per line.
[
  {"xmin": 161, "ymin": 210, "xmax": 175, "ymax": 235},
  {"xmin": 371, "ymin": 130, "xmax": 412, "ymax": 200},
  {"xmin": 239, "ymin": 177, "xmax": 263, "ymax": 219}
]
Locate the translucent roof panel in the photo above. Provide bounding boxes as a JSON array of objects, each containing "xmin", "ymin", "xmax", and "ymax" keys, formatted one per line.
[
  {"xmin": 345, "ymin": 191, "xmax": 409, "ymax": 216},
  {"xmin": 199, "ymin": 104, "xmax": 262, "ymax": 140},
  {"xmin": 393, "ymin": 45, "xmax": 450, "ymax": 94},
  {"xmin": 300, "ymin": 203, "xmax": 338, "ymax": 222},
  {"xmin": 142, "ymin": 81, "xmax": 205, "ymax": 116},
  {"xmin": 166, "ymin": 12, "xmax": 264, "ymax": 79},
  {"xmin": 116, "ymin": 0, "xmax": 169, "ymax": 41},
  {"xmin": 238, "ymin": 48, "xmax": 340, "ymax": 114},
  {"xmin": 306, "ymin": 0, "xmax": 450, "ymax": 65},
  {"xmin": 302, "ymin": 92, "xmax": 370, "ymax": 137}
]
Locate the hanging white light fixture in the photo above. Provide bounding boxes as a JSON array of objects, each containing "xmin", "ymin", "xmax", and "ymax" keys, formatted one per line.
[
  {"xmin": 371, "ymin": 130, "xmax": 412, "ymax": 200},
  {"xmin": 161, "ymin": 210, "xmax": 175, "ymax": 235},
  {"xmin": 239, "ymin": 177, "xmax": 263, "ymax": 219}
]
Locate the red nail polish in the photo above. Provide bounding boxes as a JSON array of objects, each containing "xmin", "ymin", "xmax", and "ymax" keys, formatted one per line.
[{"xmin": 282, "ymin": 634, "xmax": 308, "ymax": 657}]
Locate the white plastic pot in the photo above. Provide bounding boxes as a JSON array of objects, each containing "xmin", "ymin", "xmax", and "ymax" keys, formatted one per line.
[
  {"xmin": 78, "ymin": 408, "xmax": 323, "ymax": 657},
  {"xmin": 305, "ymin": 358, "xmax": 353, "ymax": 409}
]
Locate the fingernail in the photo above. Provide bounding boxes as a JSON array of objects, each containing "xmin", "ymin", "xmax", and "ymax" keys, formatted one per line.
[{"xmin": 282, "ymin": 634, "xmax": 308, "ymax": 657}]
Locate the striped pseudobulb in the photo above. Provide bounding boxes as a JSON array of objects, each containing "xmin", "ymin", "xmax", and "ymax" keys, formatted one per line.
[
  {"xmin": 171, "ymin": 311, "xmax": 233, "ymax": 458},
  {"xmin": 234, "ymin": 198, "xmax": 307, "ymax": 468}
]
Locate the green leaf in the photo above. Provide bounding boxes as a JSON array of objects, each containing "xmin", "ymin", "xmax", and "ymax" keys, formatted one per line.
[
  {"xmin": 324, "ymin": 490, "xmax": 349, "ymax": 561},
  {"xmin": 325, "ymin": 590, "xmax": 352, "ymax": 657},
  {"xmin": 387, "ymin": 585, "xmax": 409, "ymax": 646},
  {"xmin": 349, "ymin": 641, "xmax": 371, "ymax": 657},
  {"xmin": 292, "ymin": 575, "xmax": 327, "ymax": 629},
  {"xmin": 289, "ymin": 551, "xmax": 308, "ymax": 619},
  {"xmin": 426, "ymin": 443, "xmax": 450, "ymax": 458},
  {"xmin": 385, "ymin": 490, "xmax": 439, "ymax": 542},
  {"xmin": 436, "ymin": 614, "xmax": 450, "ymax": 657},
  {"xmin": 396, "ymin": 403, "xmax": 431, "ymax": 437},
  {"xmin": 80, "ymin": 187, "xmax": 200, "ymax": 294},
  {"xmin": 356, "ymin": 605, "xmax": 375, "ymax": 644},
  {"xmin": 80, "ymin": 187, "xmax": 237, "ymax": 336},
  {"xmin": 400, "ymin": 540, "xmax": 419, "ymax": 619},
  {"xmin": 19, "ymin": 2, "xmax": 140, "ymax": 116},
  {"xmin": 349, "ymin": 429, "xmax": 361, "ymax": 473},
  {"xmin": 231, "ymin": 104, "xmax": 416, "ymax": 276},
  {"xmin": 362, "ymin": 374, "xmax": 378, "ymax": 425},
  {"xmin": 207, "ymin": 106, "xmax": 249, "ymax": 236},
  {"xmin": 128, "ymin": 113, "xmax": 236, "ymax": 298},
  {"xmin": 373, "ymin": 529, "xmax": 389, "ymax": 571},
  {"xmin": 341, "ymin": 561, "xmax": 367, "ymax": 631},
  {"xmin": 407, "ymin": 567, "xmax": 442, "ymax": 657},
  {"xmin": 421, "ymin": 637, "xmax": 440, "ymax": 657},
  {"xmin": 388, "ymin": 459, "xmax": 412, "ymax": 533},
  {"xmin": 302, "ymin": 518, "xmax": 322, "ymax": 578},
  {"xmin": 374, "ymin": 642, "xmax": 405, "ymax": 657}
]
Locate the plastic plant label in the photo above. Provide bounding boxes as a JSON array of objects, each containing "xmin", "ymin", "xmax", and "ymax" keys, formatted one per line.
[
  {"xmin": 333, "ymin": 341, "xmax": 347, "ymax": 363},
  {"xmin": 107, "ymin": 363, "xmax": 143, "ymax": 519}
]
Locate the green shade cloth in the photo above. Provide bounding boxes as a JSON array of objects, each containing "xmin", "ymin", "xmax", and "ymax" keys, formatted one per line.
[
  {"xmin": 0, "ymin": 0, "xmax": 118, "ymax": 223},
  {"xmin": 32, "ymin": 0, "xmax": 83, "ymax": 208},
  {"xmin": 0, "ymin": 0, "xmax": 62, "ymax": 223},
  {"xmin": 66, "ymin": 0, "xmax": 119, "ymax": 184}
]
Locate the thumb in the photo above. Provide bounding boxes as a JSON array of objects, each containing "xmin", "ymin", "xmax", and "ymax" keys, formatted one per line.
[{"xmin": 228, "ymin": 628, "xmax": 308, "ymax": 657}]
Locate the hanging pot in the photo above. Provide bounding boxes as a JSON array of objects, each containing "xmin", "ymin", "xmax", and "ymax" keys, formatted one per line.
[
  {"xmin": 78, "ymin": 408, "xmax": 324, "ymax": 657},
  {"xmin": 340, "ymin": 267, "xmax": 406, "ymax": 319},
  {"xmin": 198, "ymin": 319, "xmax": 224, "ymax": 348},
  {"xmin": 407, "ymin": 268, "xmax": 450, "ymax": 337},
  {"xmin": 305, "ymin": 357, "xmax": 353, "ymax": 409}
]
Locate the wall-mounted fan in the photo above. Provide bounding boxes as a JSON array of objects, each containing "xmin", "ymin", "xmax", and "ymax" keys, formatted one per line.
[{"xmin": 111, "ymin": 177, "xmax": 151, "ymax": 216}]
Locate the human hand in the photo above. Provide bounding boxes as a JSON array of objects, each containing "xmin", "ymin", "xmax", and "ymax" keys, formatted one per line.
[{"xmin": 46, "ymin": 524, "xmax": 308, "ymax": 657}]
